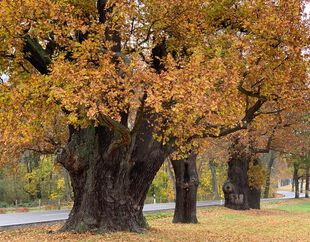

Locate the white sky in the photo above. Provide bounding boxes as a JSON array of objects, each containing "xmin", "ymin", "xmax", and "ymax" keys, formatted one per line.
[
  {"xmin": 305, "ymin": 2, "xmax": 310, "ymax": 18},
  {"xmin": 0, "ymin": 74, "xmax": 8, "ymax": 83}
]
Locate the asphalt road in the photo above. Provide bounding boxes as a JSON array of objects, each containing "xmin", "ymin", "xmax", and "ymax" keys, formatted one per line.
[{"xmin": 0, "ymin": 190, "xmax": 304, "ymax": 229}]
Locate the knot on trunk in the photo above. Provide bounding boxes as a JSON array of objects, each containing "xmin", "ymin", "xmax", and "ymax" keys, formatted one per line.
[
  {"xmin": 55, "ymin": 146, "xmax": 87, "ymax": 173},
  {"xmin": 223, "ymin": 180, "xmax": 235, "ymax": 194},
  {"xmin": 55, "ymin": 147, "xmax": 68, "ymax": 164},
  {"xmin": 178, "ymin": 178, "xmax": 199, "ymax": 190}
]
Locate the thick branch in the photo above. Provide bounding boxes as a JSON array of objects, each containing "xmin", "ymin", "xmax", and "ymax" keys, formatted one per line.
[
  {"xmin": 254, "ymin": 108, "xmax": 285, "ymax": 117},
  {"xmin": 205, "ymin": 97, "xmax": 267, "ymax": 138},
  {"xmin": 238, "ymin": 81, "xmax": 262, "ymax": 98},
  {"xmin": 253, "ymin": 115, "xmax": 282, "ymax": 154},
  {"xmin": 97, "ymin": 0, "xmax": 109, "ymax": 23},
  {"xmin": 131, "ymin": 93, "xmax": 147, "ymax": 135},
  {"xmin": 23, "ymin": 35, "xmax": 51, "ymax": 74},
  {"xmin": 0, "ymin": 51, "xmax": 15, "ymax": 59},
  {"xmin": 98, "ymin": 114, "xmax": 131, "ymax": 146},
  {"xmin": 254, "ymin": 136, "xmax": 273, "ymax": 154}
]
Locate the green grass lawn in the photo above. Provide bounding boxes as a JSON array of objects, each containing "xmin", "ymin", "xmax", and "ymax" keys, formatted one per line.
[
  {"xmin": 275, "ymin": 201, "xmax": 310, "ymax": 212},
  {"xmin": 0, "ymin": 199, "xmax": 309, "ymax": 242}
]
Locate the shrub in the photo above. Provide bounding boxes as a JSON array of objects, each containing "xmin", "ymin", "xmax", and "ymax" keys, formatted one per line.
[
  {"xmin": 19, "ymin": 201, "xmax": 39, "ymax": 207},
  {"xmin": 0, "ymin": 201, "xmax": 9, "ymax": 208},
  {"xmin": 15, "ymin": 207, "xmax": 29, "ymax": 213},
  {"xmin": 45, "ymin": 205, "xmax": 57, "ymax": 210}
]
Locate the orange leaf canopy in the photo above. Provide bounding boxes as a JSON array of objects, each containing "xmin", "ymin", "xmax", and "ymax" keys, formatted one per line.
[{"xmin": 0, "ymin": 0, "xmax": 309, "ymax": 161}]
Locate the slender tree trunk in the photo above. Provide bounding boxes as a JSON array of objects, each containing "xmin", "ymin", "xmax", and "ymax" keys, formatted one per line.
[
  {"xmin": 209, "ymin": 159, "xmax": 220, "ymax": 200},
  {"xmin": 223, "ymin": 139, "xmax": 250, "ymax": 210},
  {"xmin": 49, "ymin": 171, "xmax": 53, "ymax": 198},
  {"xmin": 291, "ymin": 176, "xmax": 295, "ymax": 192},
  {"xmin": 166, "ymin": 158, "xmax": 176, "ymax": 199},
  {"xmin": 56, "ymin": 120, "xmax": 167, "ymax": 233},
  {"xmin": 264, "ymin": 150, "xmax": 276, "ymax": 198},
  {"xmin": 26, "ymin": 159, "xmax": 36, "ymax": 200},
  {"xmin": 305, "ymin": 166, "xmax": 309, "ymax": 198},
  {"xmin": 293, "ymin": 163, "xmax": 299, "ymax": 199},
  {"xmin": 14, "ymin": 172, "xmax": 18, "ymax": 204},
  {"xmin": 33, "ymin": 152, "xmax": 42, "ymax": 199},
  {"xmin": 300, "ymin": 176, "xmax": 304, "ymax": 193},
  {"xmin": 171, "ymin": 152, "xmax": 199, "ymax": 223},
  {"xmin": 63, "ymin": 168, "xmax": 71, "ymax": 202}
]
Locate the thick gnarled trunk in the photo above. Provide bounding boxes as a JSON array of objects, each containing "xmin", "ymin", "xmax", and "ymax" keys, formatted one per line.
[
  {"xmin": 64, "ymin": 168, "xmax": 146, "ymax": 232},
  {"xmin": 57, "ymin": 121, "xmax": 166, "ymax": 233},
  {"xmin": 223, "ymin": 136, "xmax": 265, "ymax": 210},
  {"xmin": 171, "ymin": 153, "xmax": 199, "ymax": 223},
  {"xmin": 223, "ymin": 154, "xmax": 250, "ymax": 210},
  {"xmin": 223, "ymin": 138, "xmax": 251, "ymax": 210},
  {"xmin": 224, "ymin": 157, "xmax": 261, "ymax": 210}
]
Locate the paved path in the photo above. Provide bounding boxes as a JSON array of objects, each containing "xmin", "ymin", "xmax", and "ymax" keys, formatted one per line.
[
  {"xmin": 274, "ymin": 190, "xmax": 305, "ymax": 199},
  {"xmin": 0, "ymin": 190, "xmax": 304, "ymax": 229}
]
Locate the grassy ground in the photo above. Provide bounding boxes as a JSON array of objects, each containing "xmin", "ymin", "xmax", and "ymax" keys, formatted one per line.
[
  {"xmin": 0, "ymin": 199, "xmax": 309, "ymax": 242},
  {"xmin": 0, "ymin": 203, "xmax": 73, "ymax": 214}
]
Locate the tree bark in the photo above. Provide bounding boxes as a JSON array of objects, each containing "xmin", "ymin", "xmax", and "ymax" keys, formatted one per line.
[
  {"xmin": 56, "ymin": 120, "xmax": 167, "ymax": 233},
  {"xmin": 263, "ymin": 150, "xmax": 276, "ymax": 198},
  {"xmin": 171, "ymin": 152, "xmax": 199, "ymax": 223},
  {"xmin": 248, "ymin": 187, "xmax": 261, "ymax": 209},
  {"xmin": 248, "ymin": 157, "xmax": 261, "ymax": 209},
  {"xmin": 293, "ymin": 163, "xmax": 299, "ymax": 199},
  {"xmin": 62, "ymin": 167, "xmax": 72, "ymax": 202},
  {"xmin": 223, "ymin": 138, "xmax": 250, "ymax": 210},
  {"xmin": 209, "ymin": 159, "xmax": 220, "ymax": 200},
  {"xmin": 300, "ymin": 176, "xmax": 304, "ymax": 193},
  {"xmin": 166, "ymin": 158, "xmax": 176, "ymax": 199},
  {"xmin": 306, "ymin": 166, "xmax": 309, "ymax": 198}
]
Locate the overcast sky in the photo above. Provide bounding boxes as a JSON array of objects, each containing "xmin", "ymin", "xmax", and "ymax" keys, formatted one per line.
[{"xmin": 305, "ymin": 2, "xmax": 310, "ymax": 17}]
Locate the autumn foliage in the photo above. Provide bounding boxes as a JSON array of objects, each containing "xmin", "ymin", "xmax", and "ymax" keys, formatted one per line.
[
  {"xmin": 0, "ymin": 0, "xmax": 309, "ymax": 233},
  {"xmin": 0, "ymin": 0, "xmax": 308, "ymax": 157}
]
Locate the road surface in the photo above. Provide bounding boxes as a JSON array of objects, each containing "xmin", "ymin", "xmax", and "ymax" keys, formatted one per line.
[{"xmin": 0, "ymin": 191, "xmax": 304, "ymax": 229}]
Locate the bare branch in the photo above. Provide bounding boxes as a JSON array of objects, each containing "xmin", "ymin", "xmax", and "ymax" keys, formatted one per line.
[{"xmin": 203, "ymin": 97, "xmax": 267, "ymax": 138}]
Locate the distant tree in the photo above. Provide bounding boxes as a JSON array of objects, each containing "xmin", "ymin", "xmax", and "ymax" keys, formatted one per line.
[
  {"xmin": 223, "ymin": 109, "xmax": 309, "ymax": 210},
  {"xmin": 263, "ymin": 150, "xmax": 277, "ymax": 198}
]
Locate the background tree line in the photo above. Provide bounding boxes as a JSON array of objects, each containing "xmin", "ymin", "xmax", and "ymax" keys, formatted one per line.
[{"xmin": 1, "ymin": 144, "xmax": 309, "ymax": 209}]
